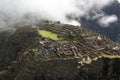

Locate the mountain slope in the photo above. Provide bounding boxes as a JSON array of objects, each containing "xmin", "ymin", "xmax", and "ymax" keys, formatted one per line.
[{"xmin": 0, "ymin": 21, "xmax": 120, "ymax": 80}]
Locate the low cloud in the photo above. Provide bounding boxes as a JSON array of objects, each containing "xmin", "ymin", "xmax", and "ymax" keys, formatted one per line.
[
  {"xmin": 0, "ymin": 0, "xmax": 117, "ymax": 28},
  {"xmin": 118, "ymin": 0, "xmax": 120, "ymax": 3},
  {"xmin": 98, "ymin": 15, "xmax": 118, "ymax": 27}
]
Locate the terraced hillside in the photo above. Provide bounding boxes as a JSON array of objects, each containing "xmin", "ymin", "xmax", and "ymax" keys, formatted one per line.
[{"xmin": 0, "ymin": 21, "xmax": 120, "ymax": 80}]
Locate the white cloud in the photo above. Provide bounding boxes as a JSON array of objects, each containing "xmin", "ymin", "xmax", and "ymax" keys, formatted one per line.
[
  {"xmin": 0, "ymin": 0, "xmax": 117, "ymax": 28},
  {"xmin": 98, "ymin": 15, "xmax": 118, "ymax": 27},
  {"xmin": 118, "ymin": 0, "xmax": 120, "ymax": 3}
]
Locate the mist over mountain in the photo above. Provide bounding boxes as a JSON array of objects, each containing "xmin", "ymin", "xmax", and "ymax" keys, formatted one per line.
[
  {"xmin": 0, "ymin": 0, "xmax": 120, "ymax": 80},
  {"xmin": 0, "ymin": 0, "xmax": 117, "ymax": 28},
  {"xmin": 0, "ymin": 0, "xmax": 119, "ymax": 41},
  {"xmin": 81, "ymin": 0, "xmax": 120, "ymax": 42}
]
